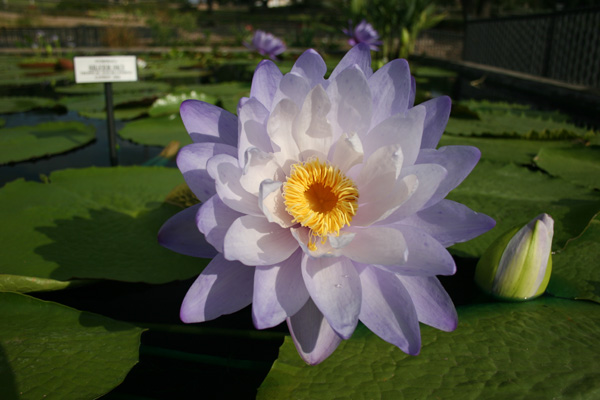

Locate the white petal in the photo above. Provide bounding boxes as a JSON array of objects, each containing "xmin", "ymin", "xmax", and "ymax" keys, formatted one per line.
[
  {"xmin": 196, "ymin": 195, "xmax": 242, "ymax": 253},
  {"xmin": 250, "ymin": 59, "xmax": 283, "ymax": 110},
  {"xmin": 224, "ymin": 215, "xmax": 299, "ymax": 266},
  {"xmin": 291, "ymin": 49, "xmax": 327, "ymax": 88},
  {"xmin": 271, "ymin": 72, "xmax": 311, "ymax": 110},
  {"xmin": 397, "ymin": 275, "xmax": 457, "ymax": 332},
  {"xmin": 301, "ymin": 255, "xmax": 361, "ymax": 339},
  {"xmin": 287, "ymin": 298, "xmax": 342, "ymax": 365},
  {"xmin": 358, "ymin": 265, "xmax": 421, "ymax": 355},
  {"xmin": 267, "ymin": 98, "xmax": 301, "ymax": 169},
  {"xmin": 340, "ymin": 227, "xmax": 408, "ymax": 266},
  {"xmin": 259, "ymin": 180, "xmax": 295, "ymax": 228},
  {"xmin": 252, "ymin": 250, "xmax": 309, "ymax": 329},
  {"xmin": 237, "ymin": 97, "xmax": 273, "ymax": 162},
  {"xmin": 177, "ymin": 143, "xmax": 237, "ymax": 202},
  {"xmin": 290, "ymin": 227, "xmax": 345, "ymax": 258},
  {"xmin": 330, "ymin": 131, "xmax": 364, "ymax": 173},
  {"xmin": 240, "ymin": 147, "xmax": 283, "ymax": 196},
  {"xmin": 180, "ymin": 254, "xmax": 254, "ymax": 323},
  {"xmin": 206, "ymin": 153, "xmax": 262, "ymax": 216},
  {"xmin": 292, "ymin": 84, "xmax": 333, "ymax": 160}
]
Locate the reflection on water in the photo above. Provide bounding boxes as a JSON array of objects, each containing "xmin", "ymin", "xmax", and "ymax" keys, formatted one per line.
[{"xmin": 0, "ymin": 110, "xmax": 164, "ymax": 188}]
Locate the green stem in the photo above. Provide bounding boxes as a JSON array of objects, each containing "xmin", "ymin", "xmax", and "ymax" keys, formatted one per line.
[{"xmin": 140, "ymin": 344, "xmax": 273, "ymax": 370}]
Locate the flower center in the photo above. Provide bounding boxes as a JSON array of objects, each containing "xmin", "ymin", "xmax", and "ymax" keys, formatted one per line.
[{"xmin": 283, "ymin": 159, "xmax": 359, "ymax": 251}]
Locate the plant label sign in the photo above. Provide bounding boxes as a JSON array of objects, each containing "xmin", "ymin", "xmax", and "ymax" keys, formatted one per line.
[{"xmin": 74, "ymin": 56, "xmax": 138, "ymax": 83}]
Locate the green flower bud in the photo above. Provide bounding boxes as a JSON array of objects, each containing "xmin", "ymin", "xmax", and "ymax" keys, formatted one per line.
[{"xmin": 475, "ymin": 213, "xmax": 553, "ymax": 301}]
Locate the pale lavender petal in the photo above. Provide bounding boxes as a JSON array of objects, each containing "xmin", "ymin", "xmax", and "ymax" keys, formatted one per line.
[
  {"xmin": 250, "ymin": 59, "xmax": 283, "ymax": 110},
  {"xmin": 329, "ymin": 43, "xmax": 372, "ymax": 81},
  {"xmin": 341, "ymin": 227, "xmax": 408, "ymax": 266},
  {"xmin": 224, "ymin": 215, "xmax": 299, "ymax": 266},
  {"xmin": 271, "ymin": 72, "xmax": 311, "ymax": 110},
  {"xmin": 287, "ymin": 298, "xmax": 343, "ymax": 365},
  {"xmin": 408, "ymin": 75, "xmax": 416, "ymax": 108},
  {"xmin": 293, "ymin": 84, "xmax": 333, "ymax": 159},
  {"xmin": 180, "ymin": 254, "xmax": 254, "ymax": 323},
  {"xmin": 368, "ymin": 59, "xmax": 411, "ymax": 127},
  {"xmin": 420, "ymin": 96, "xmax": 452, "ymax": 149},
  {"xmin": 397, "ymin": 275, "xmax": 458, "ymax": 332},
  {"xmin": 400, "ymin": 199, "xmax": 496, "ymax": 247},
  {"xmin": 357, "ymin": 265, "xmax": 421, "ymax": 355},
  {"xmin": 238, "ymin": 97, "xmax": 273, "ymax": 162},
  {"xmin": 206, "ymin": 153, "xmax": 262, "ymax": 216},
  {"xmin": 301, "ymin": 255, "xmax": 361, "ymax": 339},
  {"xmin": 252, "ymin": 250, "xmax": 309, "ymax": 329},
  {"xmin": 291, "ymin": 49, "xmax": 327, "ymax": 88},
  {"xmin": 158, "ymin": 203, "xmax": 217, "ymax": 258},
  {"xmin": 180, "ymin": 100, "xmax": 238, "ymax": 146},
  {"xmin": 383, "ymin": 225, "xmax": 456, "ymax": 276},
  {"xmin": 417, "ymin": 146, "xmax": 481, "ymax": 208},
  {"xmin": 177, "ymin": 143, "xmax": 237, "ymax": 202},
  {"xmin": 197, "ymin": 195, "xmax": 243, "ymax": 253}
]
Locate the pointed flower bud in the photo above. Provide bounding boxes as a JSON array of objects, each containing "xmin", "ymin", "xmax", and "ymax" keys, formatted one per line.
[{"xmin": 475, "ymin": 213, "xmax": 554, "ymax": 301}]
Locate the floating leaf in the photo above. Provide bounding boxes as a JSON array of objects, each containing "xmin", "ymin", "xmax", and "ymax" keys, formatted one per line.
[
  {"xmin": 0, "ymin": 166, "xmax": 208, "ymax": 284},
  {"xmin": 0, "ymin": 274, "xmax": 89, "ymax": 293},
  {"xmin": 0, "ymin": 96, "xmax": 57, "ymax": 114},
  {"xmin": 0, "ymin": 292, "xmax": 143, "ymax": 400},
  {"xmin": 534, "ymin": 145, "xmax": 600, "ymax": 190},
  {"xmin": 79, "ymin": 107, "xmax": 148, "ymax": 121},
  {"xmin": 447, "ymin": 161, "xmax": 600, "ymax": 258},
  {"xmin": 0, "ymin": 121, "xmax": 95, "ymax": 165},
  {"xmin": 259, "ymin": 297, "xmax": 600, "ymax": 400},
  {"xmin": 55, "ymin": 81, "xmax": 171, "ymax": 95},
  {"xmin": 58, "ymin": 91, "xmax": 159, "ymax": 114},
  {"xmin": 118, "ymin": 114, "xmax": 191, "ymax": 147},
  {"xmin": 548, "ymin": 213, "xmax": 600, "ymax": 303},
  {"xmin": 173, "ymin": 82, "xmax": 251, "ymax": 113}
]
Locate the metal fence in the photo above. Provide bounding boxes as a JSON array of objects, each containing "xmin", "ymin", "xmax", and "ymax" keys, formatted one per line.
[{"xmin": 464, "ymin": 7, "xmax": 600, "ymax": 88}]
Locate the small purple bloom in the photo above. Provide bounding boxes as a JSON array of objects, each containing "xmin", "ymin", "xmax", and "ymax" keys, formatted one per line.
[
  {"xmin": 343, "ymin": 19, "xmax": 382, "ymax": 51},
  {"xmin": 245, "ymin": 30, "xmax": 286, "ymax": 61},
  {"xmin": 159, "ymin": 44, "xmax": 495, "ymax": 365}
]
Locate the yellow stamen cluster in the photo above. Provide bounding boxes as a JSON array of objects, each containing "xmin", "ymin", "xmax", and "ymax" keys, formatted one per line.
[{"xmin": 283, "ymin": 159, "xmax": 359, "ymax": 251}]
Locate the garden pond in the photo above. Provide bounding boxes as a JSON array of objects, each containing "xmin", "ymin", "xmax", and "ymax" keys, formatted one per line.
[{"xmin": 1, "ymin": 50, "xmax": 599, "ymax": 399}]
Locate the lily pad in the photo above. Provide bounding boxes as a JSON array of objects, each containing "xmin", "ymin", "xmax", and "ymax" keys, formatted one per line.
[
  {"xmin": 548, "ymin": 213, "xmax": 600, "ymax": 303},
  {"xmin": 0, "ymin": 97, "xmax": 57, "ymax": 114},
  {"xmin": 118, "ymin": 114, "xmax": 192, "ymax": 147},
  {"xmin": 0, "ymin": 292, "xmax": 143, "ymax": 400},
  {"xmin": 55, "ymin": 81, "xmax": 171, "ymax": 95},
  {"xmin": 446, "ymin": 101, "xmax": 593, "ymax": 138},
  {"xmin": 148, "ymin": 91, "xmax": 218, "ymax": 118},
  {"xmin": 0, "ymin": 166, "xmax": 208, "ymax": 284},
  {"xmin": 447, "ymin": 161, "xmax": 600, "ymax": 258},
  {"xmin": 173, "ymin": 82, "xmax": 251, "ymax": 113},
  {"xmin": 259, "ymin": 297, "xmax": 600, "ymax": 400},
  {"xmin": 58, "ymin": 91, "xmax": 160, "ymax": 114},
  {"xmin": 534, "ymin": 145, "xmax": 600, "ymax": 190},
  {"xmin": 0, "ymin": 121, "xmax": 95, "ymax": 165},
  {"xmin": 79, "ymin": 107, "xmax": 148, "ymax": 121}
]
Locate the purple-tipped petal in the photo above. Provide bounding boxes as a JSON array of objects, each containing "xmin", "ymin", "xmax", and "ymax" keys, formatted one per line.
[
  {"xmin": 158, "ymin": 203, "xmax": 217, "ymax": 258},
  {"xmin": 341, "ymin": 227, "xmax": 408, "ymax": 266},
  {"xmin": 180, "ymin": 100, "xmax": 238, "ymax": 146},
  {"xmin": 180, "ymin": 254, "xmax": 254, "ymax": 323},
  {"xmin": 291, "ymin": 49, "xmax": 327, "ymax": 88},
  {"xmin": 400, "ymin": 199, "xmax": 496, "ymax": 247},
  {"xmin": 250, "ymin": 59, "xmax": 283, "ymax": 110},
  {"xmin": 177, "ymin": 143, "xmax": 237, "ymax": 202},
  {"xmin": 252, "ymin": 250, "xmax": 309, "ymax": 329},
  {"xmin": 238, "ymin": 97, "xmax": 273, "ymax": 162},
  {"xmin": 197, "ymin": 195, "xmax": 242, "ymax": 253},
  {"xmin": 417, "ymin": 145, "xmax": 481, "ymax": 208},
  {"xmin": 301, "ymin": 255, "xmax": 361, "ymax": 339},
  {"xmin": 420, "ymin": 96, "xmax": 452, "ymax": 149},
  {"xmin": 368, "ymin": 59, "xmax": 411, "ymax": 127},
  {"xmin": 408, "ymin": 75, "xmax": 416, "ymax": 108},
  {"xmin": 398, "ymin": 275, "xmax": 457, "ymax": 332},
  {"xmin": 287, "ymin": 298, "xmax": 343, "ymax": 365},
  {"xmin": 329, "ymin": 43, "xmax": 373, "ymax": 82},
  {"xmin": 223, "ymin": 215, "xmax": 299, "ymax": 266},
  {"xmin": 357, "ymin": 265, "xmax": 421, "ymax": 355}
]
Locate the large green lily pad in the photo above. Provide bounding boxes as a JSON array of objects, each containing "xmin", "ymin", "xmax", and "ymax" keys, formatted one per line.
[
  {"xmin": 548, "ymin": 213, "xmax": 600, "ymax": 303},
  {"xmin": 118, "ymin": 114, "xmax": 192, "ymax": 147},
  {"xmin": 55, "ymin": 81, "xmax": 172, "ymax": 95},
  {"xmin": 534, "ymin": 145, "xmax": 600, "ymax": 190},
  {"xmin": 259, "ymin": 297, "xmax": 600, "ymax": 400},
  {"xmin": 0, "ymin": 97, "xmax": 58, "ymax": 114},
  {"xmin": 447, "ymin": 161, "xmax": 600, "ymax": 258},
  {"xmin": 0, "ymin": 292, "xmax": 144, "ymax": 400},
  {"xmin": 58, "ymin": 91, "xmax": 160, "ymax": 114},
  {"xmin": 0, "ymin": 121, "xmax": 95, "ymax": 165},
  {"xmin": 0, "ymin": 166, "xmax": 208, "ymax": 285}
]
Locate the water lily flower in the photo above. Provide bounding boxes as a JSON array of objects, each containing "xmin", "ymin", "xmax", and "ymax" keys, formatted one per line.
[
  {"xmin": 475, "ymin": 213, "xmax": 553, "ymax": 301},
  {"xmin": 245, "ymin": 30, "xmax": 286, "ymax": 61},
  {"xmin": 343, "ymin": 19, "xmax": 382, "ymax": 51},
  {"xmin": 158, "ymin": 44, "xmax": 495, "ymax": 364}
]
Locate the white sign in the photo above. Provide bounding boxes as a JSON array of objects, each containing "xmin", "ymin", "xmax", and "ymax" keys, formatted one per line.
[{"xmin": 74, "ymin": 56, "xmax": 138, "ymax": 83}]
